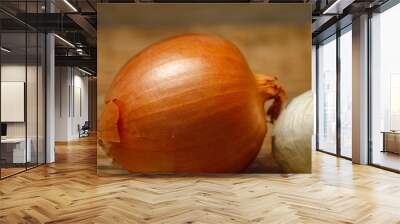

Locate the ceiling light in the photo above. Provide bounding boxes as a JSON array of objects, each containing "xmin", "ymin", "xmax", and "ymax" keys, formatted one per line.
[
  {"xmin": 54, "ymin": 34, "xmax": 75, "ymax": 48},
  {"xmin": 76, "ymin": 48, "xmax": 85, "ymax": 56},
  {"xmin": 63, "ymin": 0, "xmax": 78, "ymax": 12},
  {"xmin": 78, "ymin": 67, "xmax": 93, "ymax": 76},
  {"xmin": 1, "ymin": 47, "xmax": 11, "ymax": 53}
]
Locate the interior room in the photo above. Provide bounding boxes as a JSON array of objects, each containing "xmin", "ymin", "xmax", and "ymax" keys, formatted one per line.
[
  {"xmin": 0, "ymin": 0, "xmax": 399, "ymax": 223},
  {"xmin": 0, "ymin": 19, "xmax": 46, "ymax": 178}
]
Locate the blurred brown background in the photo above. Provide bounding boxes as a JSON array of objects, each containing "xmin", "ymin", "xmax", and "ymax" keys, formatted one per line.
[{"xmin": 97, "ymin": 4, "xmax": 311, "ymax": 174}]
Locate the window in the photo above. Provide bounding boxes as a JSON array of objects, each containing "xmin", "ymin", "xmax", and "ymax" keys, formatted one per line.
[
  {"xmin": 370, "ymin": 2, "xmax": 400, "ymax": 171},
  {"xmin": 339, "ymin": 27, "xmax": 352, "ymax": 158},
  {"xmin": 317, "ymin": 35, "xmax": 337, "ymax": 154},
  {"xmin": 390, "ymin": 75, "xmax": 400, "ymax": 130},
  {"xmin": 316, "ymin": 25, "xmax": 353, "ymax": 159},
  {"xmin": 0, "ymin": 1, "xmax": 47, "ymax": 179}
]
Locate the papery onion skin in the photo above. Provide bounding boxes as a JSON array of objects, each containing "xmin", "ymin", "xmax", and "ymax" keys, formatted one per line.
[
  {"xmin": 99, "ymin": 33, "xmax": 286, "ymax": 173},
  {"xmin": 272, "ymin": 90, "xmax": 313, "ymax": 173}
]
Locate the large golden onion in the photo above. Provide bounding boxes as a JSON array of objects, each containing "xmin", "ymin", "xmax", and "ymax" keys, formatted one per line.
[{"xmin": 99, "ymin": 33, "xmax": 286, "ymax": 173}]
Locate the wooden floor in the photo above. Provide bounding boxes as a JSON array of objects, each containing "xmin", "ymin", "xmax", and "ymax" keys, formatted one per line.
[
  {"xmin": 0, "ymin": 167, "xmax": 26, "ymax": 178},
  {"xmin": 372, "ymin": 150, "xmax": 400, "ymax": 171},
  {"xmin": 0, "ymin": 136, "xmax": 400, "ymax": 224}
]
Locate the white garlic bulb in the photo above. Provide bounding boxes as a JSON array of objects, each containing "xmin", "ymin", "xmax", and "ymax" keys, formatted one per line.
[{"xmin": 272, "ymin": 90, "xmax": 313, "ymax": 173}]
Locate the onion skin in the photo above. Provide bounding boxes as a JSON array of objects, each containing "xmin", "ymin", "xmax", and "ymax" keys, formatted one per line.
[
  {"xmin": 99, "ymin": 33, "xmax": 286, "ymax": 173},
  {"xmin": 272, "ymin": 90, "xmax": 313, "ymax": 173}
]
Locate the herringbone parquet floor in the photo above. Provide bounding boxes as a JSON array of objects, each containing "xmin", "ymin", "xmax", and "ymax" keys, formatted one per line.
[{"xmin": 1, "ymin": 136, "xmax": 400, "ymax": 224}]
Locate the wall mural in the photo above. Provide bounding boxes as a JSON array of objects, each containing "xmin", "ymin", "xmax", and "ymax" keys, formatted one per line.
[{"xmin": 97, "ymin": 4, "xmax": 312, "ymax": 174}]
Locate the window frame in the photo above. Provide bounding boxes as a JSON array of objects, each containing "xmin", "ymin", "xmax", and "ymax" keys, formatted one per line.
[
  {"xmin": 367, "ymin": 0, "xmax": 400, "ymax": 173},
  {"xmin": 315, "ymin": 22, "xmax": 353, "ymax": 160}
]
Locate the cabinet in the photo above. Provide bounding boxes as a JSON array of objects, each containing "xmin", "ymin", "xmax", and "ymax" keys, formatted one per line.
[{"xmin": 382, "ymin": 131, "xmax": 400, "ymax": 154}]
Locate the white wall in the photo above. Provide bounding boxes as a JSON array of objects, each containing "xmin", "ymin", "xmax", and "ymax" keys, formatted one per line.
[
  {"xmin": 55, "ymin": 67, "xmax": 70, "ymax": 141},
  {"xmin": 72, "ymin": 73, "xmax": 89, "ymax": 138},
  {"xmin": 55, "ymin": 67, "xmax": 89, "ymax": 141}
]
